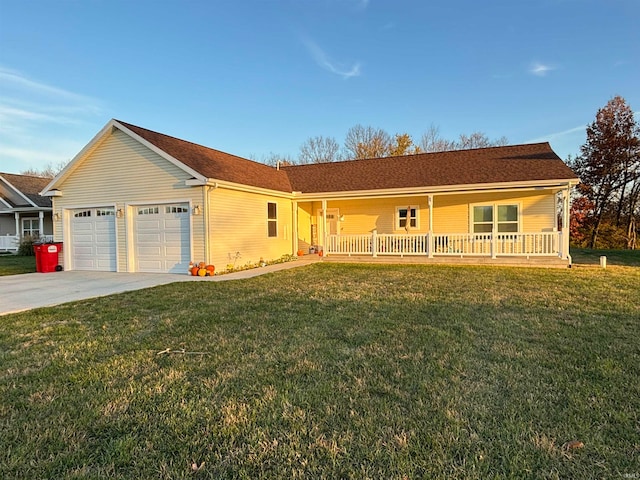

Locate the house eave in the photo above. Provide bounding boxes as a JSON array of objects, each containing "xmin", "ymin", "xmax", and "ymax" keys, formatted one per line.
[
  {"xmin": 199, "ymin": 179, "xmax": 294, "ymax": 199},
  {"xmin": 294, "ymin": 178, "xmax": 579, "ymax": 201}
]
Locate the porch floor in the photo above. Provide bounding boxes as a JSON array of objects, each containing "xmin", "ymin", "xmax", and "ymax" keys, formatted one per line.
[{"xmin": 315, "ymin": 254, "xmax": 571, "ymax": 268}]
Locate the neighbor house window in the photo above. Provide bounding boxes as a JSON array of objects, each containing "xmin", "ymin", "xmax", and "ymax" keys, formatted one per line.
[
  {"xmin": 472, "ymin": 204, "xmax": 519, "ymax": 233},
  {"xmin": 22, "ymin": 218, "xmax": 39, "ymax": 237},
  {"xmin": 396, "ymin": 206, "xmax": 418, "ymax": 230},
  {"xmin": 267, "ymin": 202, "xmax": 277, "ymax": 237}
]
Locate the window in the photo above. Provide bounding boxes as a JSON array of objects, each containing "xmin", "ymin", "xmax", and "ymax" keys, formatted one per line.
[
  {"xmin": 397, "ymin": 206, "xmax": 418, "ymax": 230},
  {"xmin": 472, "ymin": 204, "xmax": 519, "ymax": 233},
  {"xmin": 497, "ymin": 205, "xmax": 518, "ymax": 232},
  {"xmin": 22, "ymin": 218, "xmax": 39, "ymax": 237},
  {"xmin": 137, "ymin": 206, "xmax": 159, "ymax": 215},
  {"xmin": 166, "ymin": 205, "xmax": 188, "ymax": 214},
  {"xmin": 74, "ymin": 210, "xmax": 91, "ymax": 218},
  {"xmin": 267, "ymin": 202, "xmax": 277, "ymax": 237},
  {"xmin": 473, "ymin": 206, "xmax": 493, "ymax": 233},
  {"xmin": 96, "ymin": 209, "xmax": 115, "ymax": 216}
]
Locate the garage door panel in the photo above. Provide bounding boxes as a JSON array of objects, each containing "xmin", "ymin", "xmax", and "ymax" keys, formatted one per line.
[
  {"xmin": 71, "ymin": 208, "xmax": 116, "ymax": 272},
  {"xmin": 134, "ymin": 204, "xmax": 190, "ymax": 273}
]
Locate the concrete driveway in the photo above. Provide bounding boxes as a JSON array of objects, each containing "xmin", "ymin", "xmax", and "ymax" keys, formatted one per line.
[{"xmin": 0, "ymin": 258, "xmax": 319, "ymax": 316}]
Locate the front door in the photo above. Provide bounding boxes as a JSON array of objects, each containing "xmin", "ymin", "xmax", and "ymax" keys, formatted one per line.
[{"xmin": 318, "ymin": 209, "xmax": 340, "ymax": 249}]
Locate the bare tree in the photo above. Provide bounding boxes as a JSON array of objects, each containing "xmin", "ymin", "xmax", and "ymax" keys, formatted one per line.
[
  {"xmin": 20, "ymin": 161, "xmax": 67, "ymax": 178},
  {"xmin": 456, "ymin": 132, "xmax": 509, "ymax": 150},
  {"xmin": 420, "ymin": 124, "xmax": 457, "ymax": 152},
  {"xmin": 343, "ymin": 124, "xmax": 391, "ymax": 159},
  {"xmin": 298, "ymin": 136, "xmax": 342, "ymax": 164}
]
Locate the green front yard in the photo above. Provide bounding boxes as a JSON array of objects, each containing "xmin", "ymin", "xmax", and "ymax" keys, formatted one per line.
[
  {"xmin": 1, "ymin": 263, "xmax": 638, "ymax": 479},
  {"xmin": 0, "ymin": 253, "xmax": 35, "ymax": 275}
]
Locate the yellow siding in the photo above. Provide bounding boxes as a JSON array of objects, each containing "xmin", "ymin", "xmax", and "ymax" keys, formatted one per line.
[
  {"xmin": 297, "ymin": 190, "xmax": 557, "ymax": 240},
  {"xmin": 53, "ymin": 129, "xmax": 205, "ymax": 271},
  {"xmin": 296, "ymin": 203, "xmax": 313, "ymax": 252},
  {"xmin": 208, "ymin": 188, "xmax": 293, "ymax": 269},
  {"xmin": 433, "ymin": 191, "xmax": 555, "ymax": 233}
]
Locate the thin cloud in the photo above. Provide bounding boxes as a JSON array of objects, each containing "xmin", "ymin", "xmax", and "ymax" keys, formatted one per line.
[
  {"xmin": 526, "ymin": 124, "xmax": 586, "ymax": 143},
  {"xmin": 0, "ymin": 67, "xmax": 104, "ymax": 172},
  {"xmin": 529, "ymin": 62, "xmax": 555, "ymax": 77},
  {"xmin": 303, "ymin": 38, "xmax": 362, "ymax": 79}
]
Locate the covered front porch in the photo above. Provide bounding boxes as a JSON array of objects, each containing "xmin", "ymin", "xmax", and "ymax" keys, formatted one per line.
[{"xmin": 293, "ymin": 185, "xmax": 573, "ymax": 263}]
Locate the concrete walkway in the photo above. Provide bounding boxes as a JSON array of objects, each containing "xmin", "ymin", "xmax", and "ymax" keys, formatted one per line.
[{"xmin": 0, "ymin": 258, "xmax": 320, "ymax": 316}]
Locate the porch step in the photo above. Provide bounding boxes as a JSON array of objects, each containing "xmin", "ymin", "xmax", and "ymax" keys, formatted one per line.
[{"xmin": 320, "ymin": 255, "xmax": 571, "ymax": 268}]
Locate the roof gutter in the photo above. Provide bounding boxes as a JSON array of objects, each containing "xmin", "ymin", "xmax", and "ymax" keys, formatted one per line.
[{"xmin": 294, "ymin": 178, "xmax": 580, "ymax": 201}]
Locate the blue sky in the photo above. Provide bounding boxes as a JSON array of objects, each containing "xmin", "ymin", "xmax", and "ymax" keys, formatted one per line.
[{"xmin": 0, "ymin": 0, "xmax": 638, "ymax": 174}]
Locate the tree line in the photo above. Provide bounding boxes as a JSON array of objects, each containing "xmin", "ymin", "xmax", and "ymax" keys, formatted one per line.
[
  {"xmin": 569, "ymin": 95, "xmax": 639, "ymax": 249},
  {"xmin": 259, "ymin": 124, "xmax": 508, "ymax": 166}
]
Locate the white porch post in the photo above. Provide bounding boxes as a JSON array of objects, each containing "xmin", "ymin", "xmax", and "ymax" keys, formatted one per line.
[
  {"xmin": 14, "ymin": 212, "xmax": 20, "ymax": 240},
  {"xmin": 372, "ymin": 229, "xmax": 378, "ymax": 257},
  {"xmin": 562, "ymin": 187, "xmax": 570, "ymax": 259},
  {"xmin": 39, "ymin": 211, "xmax": 44, "ymax": 239},
  {"xmin": 292, "ymin": 201, "xmax": 298, "ymax": 254},
  {"xmin": 428, "ymin": 194, "xmax": 434, "ymax": 258},
  {"xmin": 322, "ymin": 199, "xmax": 327, "ymax": 256}
]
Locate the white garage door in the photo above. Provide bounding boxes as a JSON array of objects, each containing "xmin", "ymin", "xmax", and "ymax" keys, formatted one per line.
[
  {"xmin": 134, "ymin": 203, "xmax": 190, "ymax": 273},
  {"xmin": 70, "ymin": 208, "xmax": 117, "ymax": 271}
]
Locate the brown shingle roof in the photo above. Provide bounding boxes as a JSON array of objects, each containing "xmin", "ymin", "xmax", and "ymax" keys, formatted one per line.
[
  {"xmin": 0, "ymin": 173, "xmax": 52, "ymax": 207},
  {"xmin": 116, "ymin": 120, "xmax": 293, "ymax": 193},
  {"xmin": 114, "ymin": 120, "xmax": 577, "ymax": 195},
  {"xmin": 282, "ymin": 143, "xmax": 578, "ymax": 193}
]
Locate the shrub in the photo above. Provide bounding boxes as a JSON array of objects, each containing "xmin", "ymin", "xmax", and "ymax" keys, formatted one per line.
[{"xmin": 17, "ymin": 235, "xmax": 38, "ymax": 256}]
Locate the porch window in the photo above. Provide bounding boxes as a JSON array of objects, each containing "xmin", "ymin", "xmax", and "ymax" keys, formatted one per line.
[
  {"xmin": 267, "ymin": 202, "xmax": 277, "ymax": 237},
  {"xmin": 397, "ymin": 206, "xmax": 418, "ymax": 230},
  {"xmin": 497, "ymin": 205, "xmax": 518, "ymax": 232},
  {"xmin": 22, "ymin": 218, "xmax": 40, "ymax": 237},
  {"xmin": 472, "ymin": 204, "xmax": 519, "ymax": 233}
]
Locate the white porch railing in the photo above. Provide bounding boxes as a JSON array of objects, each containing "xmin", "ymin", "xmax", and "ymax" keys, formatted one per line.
[
  {"xmin": 325, "ymin": 231, "xmax": 561, "ymax": 258},
  {"xmin": 0, "ymin": 235, "xmax": 19, "ymax": 252},
  {"xmin": 0, "ymin": 235, "xmax": 55, "ymax": 252}
]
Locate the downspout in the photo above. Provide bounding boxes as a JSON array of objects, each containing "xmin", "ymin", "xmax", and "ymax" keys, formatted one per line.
[{"xmin": 205, "ymin": 183, "xmax": 218, "ymax": 264}]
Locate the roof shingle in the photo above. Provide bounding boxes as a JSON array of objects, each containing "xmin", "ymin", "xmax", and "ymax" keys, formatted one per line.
[
  {"xmin": 115, "ymin": 120, "xmax": 577, "ymax": 195},
  {"xmin": 0, "ymin": 173, "xmax": 52, "ymax": 207}
]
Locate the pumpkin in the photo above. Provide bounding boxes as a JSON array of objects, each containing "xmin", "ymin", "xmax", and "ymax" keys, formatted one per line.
[
  {"xmin": 190, "ymin": 267, "xmax": 200, "ymax": 276},
  {"xmin": 297, "ymin": 249, "xmax": 304, "ymax": 256},
  {"xmin": 198, "ymin": 268, "xmax": 207, "ymax": 277},
  {"xmin": 198, "ymin": 262, "xmax": 206, "ymax": 269},
  {"xmin": 205, "ymin": 265, "xmax": 215, "ymax": 275}
]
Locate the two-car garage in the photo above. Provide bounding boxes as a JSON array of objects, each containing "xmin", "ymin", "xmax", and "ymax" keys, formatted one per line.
[{"xmin": 69, "ymin": 203, "xmax": 191, "ymax": 274}]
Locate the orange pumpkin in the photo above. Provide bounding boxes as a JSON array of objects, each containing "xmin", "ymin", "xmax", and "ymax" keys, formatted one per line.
[
  {"xmin": 198, "ymin": 262, "xmax": 206, "ymax": 269},
  {"xmin": 190, "ymin": 267, "xmax": 199, "ymax": 276},
  {"xmin": 297, "ymin": 249, "xmax": 304, "ymax": 256},
  {"xmin": 205, "ymin": 265, "xmax": 215, "ymax": 275}
]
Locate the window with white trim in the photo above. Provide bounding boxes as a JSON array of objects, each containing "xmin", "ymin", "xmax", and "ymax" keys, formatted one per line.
[
  {"xmin": 267, "ymin": 202, "xmax": 277, "ymax": 237},
  {"xmin": 472, "ymin": 204, "xmax": 519, "ymax": 233},
  {"xmin": 22, "ymin": 218, "xmax": 40, "ymax": 237},
  {"xmin": 396, "ymin": 206, "xmax": 418, "ymax": 230},
  {"xmin": 96, "ymin": 208, "xmax": 115, "ymax": 216}
]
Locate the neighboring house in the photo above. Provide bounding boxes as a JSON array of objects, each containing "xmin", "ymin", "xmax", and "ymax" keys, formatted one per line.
[
  {"xmin": 42, "ymin": 119, "xmax": 579, "ymax": 273},
  {"xmin": 0, "ymin": 173, "xmax": 54, "ymax": 251}
]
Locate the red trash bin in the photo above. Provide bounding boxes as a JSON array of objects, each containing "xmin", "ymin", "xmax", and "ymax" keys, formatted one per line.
[{"xmin": 34, "ymin": 243, "xmax": 63, "ymax": 273}]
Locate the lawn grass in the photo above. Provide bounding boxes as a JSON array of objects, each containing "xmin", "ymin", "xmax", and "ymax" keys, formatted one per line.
[
  {"xmin": 571, "ymin": 247, "xmax": 640, "ymax": 267},
  {"xmin": 0, "ymin": 254, "xmax": 35, "ymax": 275},
  {"xmin": 1, "ymin": 263, "xmax": 638, "ymax": 479}
]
